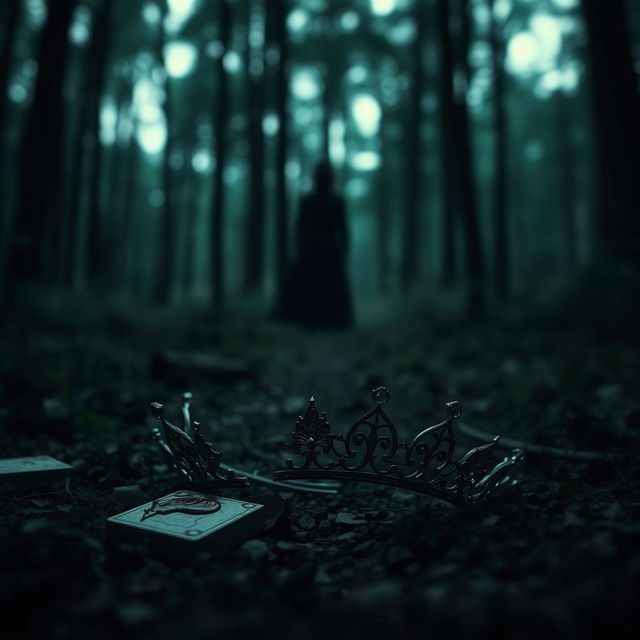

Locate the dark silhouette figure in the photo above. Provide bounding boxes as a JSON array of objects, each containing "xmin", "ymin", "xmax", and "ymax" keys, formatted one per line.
[{"xmin": 274, "ymin": 162, "xmax": 353, "ymax": 328}]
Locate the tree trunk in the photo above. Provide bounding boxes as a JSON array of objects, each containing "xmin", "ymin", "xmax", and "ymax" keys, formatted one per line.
[
  {"xmin": 454, "ymin": 0, "xmax": 485, "ymax": 317},
  {"xmin": 119, "ymin": 111, "xmax": 140, "ymax": 293},
  {"xmin": 377, "ymin": 123, "xmax": 391, "ymax": 294},
  {"xmin": 85, "ymin": 0, "xmax": 113, "ymax": 288},
  {"xmin": 210, "ymin": 0, "xmax": 231, "ymax": 306},
  {"xmin": 487, "ymin": 0, "xmax": 509, "ymax": 298},
  {"xmin": 581, "ymin": 0, "xmax": 640, "ymax": 263},
  {"xmin": 155, "ymin": 1, "xmax": 177, "ymax": 305},
  {"xmin": 436, "ymin": 0, "xmax": 457, "ymax": 288},
  {"xmin": 400, "ymin": 0, "xmax": 426, "ymax": 290},
  {"xmin": 555, "ymin": 93, "xmax": 578, "ymax": 272},
  {"xmin": 0, "ymin": 1, "xmax": 22, "ymax": 297},
  {"xmin": 243, "ymin": 0, "xmax": 266, "ymax": 293},
  {"xmin": 273, "ymin": 0, "xmax": 290, "ymax": 294},
  {"xmin": 8, "ymin": 0, "xmax": 76, "ymax": 288},
  {"xmin": 181, "ymin": 149, "xmax": 199, "ymax": 297}
]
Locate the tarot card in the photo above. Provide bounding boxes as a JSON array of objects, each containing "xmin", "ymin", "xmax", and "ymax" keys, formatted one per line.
[
  {"xmin": 106, "ymin": 490, "xmax": 265, "ymax": 554},
  {"xmin": 0, "ymin": 456, "xmax": 74, "ymax": 485}
]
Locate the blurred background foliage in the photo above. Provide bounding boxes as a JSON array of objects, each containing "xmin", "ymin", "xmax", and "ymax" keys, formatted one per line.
[{"xmin": 0, "ymin": 0, "xmax": 639, "ymax": 324}]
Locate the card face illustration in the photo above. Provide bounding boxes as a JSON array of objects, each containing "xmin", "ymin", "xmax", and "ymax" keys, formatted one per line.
[
  {"xmin": 106, "ymin": 490, "xmax": 265, "ymax": 553},
  {"xmin": 0, "ymin": 456, "xmax": 74, "ymax": 485}
]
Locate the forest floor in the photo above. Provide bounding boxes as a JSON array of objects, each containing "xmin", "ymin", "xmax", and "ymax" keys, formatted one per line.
[{"xmin": 1, "ymin": 297, "xmax": 639, "ymax": 639}]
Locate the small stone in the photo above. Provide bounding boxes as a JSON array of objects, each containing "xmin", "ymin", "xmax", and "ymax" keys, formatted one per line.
[{"xmin": 240, "ymin": 538, "xmax": 269, "ymax": 560}]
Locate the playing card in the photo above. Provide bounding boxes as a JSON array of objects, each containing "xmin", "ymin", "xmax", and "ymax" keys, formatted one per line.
[
  {"xmin": 106, "ymin": 490, "xmax": 265, "ymax": 555},
  {"xmin": 0, "ymin": 456, "xmax": 74, "ymax": 485}
]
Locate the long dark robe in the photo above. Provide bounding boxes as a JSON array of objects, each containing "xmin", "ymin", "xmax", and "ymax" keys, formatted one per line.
[{"xmin": 274, "ymin": 191, "xmax": 353, "ymax": 328}]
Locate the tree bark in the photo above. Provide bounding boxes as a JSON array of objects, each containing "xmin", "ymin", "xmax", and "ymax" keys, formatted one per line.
[
  {"xmin": 9, "ymin": 0, "xmax": 76, "ymax": 288},
  {"xmin": 85, "ymin": 0, "xmax": 113, "ymax": 287},
  {"xmin": 210, "ymin": 0, "xmax": 231, "ymax": 306},
  {"xmin": 454, "ymin": 0, "xmax": 485, "ymax": 317},
  {"xmin": 243, "ymin": 0, "xmax": 266, "ymax": 293},
  {"xmin": 580, "ymin": 0, "xmax": 640, "ymax": 263},
  {"xmin": 377, "ymin": 123, "xmax": 391, "ymax": 294},
  {"xmin": 0, "ymin": 0, "xmax": 22, "ymax": 297},
  {"xmin": 436, "ymin": 0, "xmax": 457, "ymax": 287},
  {"xmin": 487, "ymin": 0, "xmax": 509, "ymax": 298},
  {"xmin": 273, "ymin": 0, "xmax": 290, "ymax": 294},
  {"xmin": 555, "ymin": 93, "xmax": 578, "ymax": 272},
  {"xmin": 400, "ymin": 0, "xmax": 426, "ymax": 290},
  {"xmin": 154, "ymin": 0, "xmax": 177, "ymax": 305}
]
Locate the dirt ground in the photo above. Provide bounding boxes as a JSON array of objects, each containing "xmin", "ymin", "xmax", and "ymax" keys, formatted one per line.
[{"xmin": 1, "ymin": 306, "xmax": 639, "ymax": 639}]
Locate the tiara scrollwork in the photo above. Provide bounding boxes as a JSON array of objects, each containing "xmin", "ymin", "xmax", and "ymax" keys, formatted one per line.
[{"xmin": 273, "ymin": 386, "xmax": 524, "ymax": 509}]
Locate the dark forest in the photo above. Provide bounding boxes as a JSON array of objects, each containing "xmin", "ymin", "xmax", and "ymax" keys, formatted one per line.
[{"xmin": 1, "ymin": 0, "xmax": 639, "ymax": 638}]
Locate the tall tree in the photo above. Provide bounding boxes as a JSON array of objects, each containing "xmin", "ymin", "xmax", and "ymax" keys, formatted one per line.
[
  {"xmin": 84, "ymin": 0, "xmax": 113, "ymax": 287},
  {"xmin": 487, "ymin": 0, "xmax": 509, "ymax": 298},
  {"xmin": 0, "ymin": 0, "xmax": 21, "ymax": 298},
  {"xmin": 581, "ymin": 0, "xmax": 640, "ymax": 263},
  {"xmin": 377, "ymin": 123, "xmax": 392, "ymax": 294},
  {"xmin": 243, "ymin": 0, "xmax": 267, "ymax": 293},
  {"xmin": 155, "ymin": 0, "xmax": 177, "ymax": 305},
  {"xmin": 453, "ymin": 0, "xmax": 485, "ymax": 316},
  {"xmin": 272, "ymin": 0, "xmax": 290, "ymax": 294},
  {"xmin": 400, "ymin": 0, "xmax": 426, "ymax": 290},
  {"xmin": 8, "ymin": 0, "xmax": 76, "ymax": 289},
  {"xmin": 555, "ymin": 91, "xmax": 578, "ymax": 272},
  {"xmin": 210, "ymin": 0, "xmax": 231, "ymax": 305},
  {"xmin": 436, "ymin": 0, "xmax": 457, "ymax": 287}
]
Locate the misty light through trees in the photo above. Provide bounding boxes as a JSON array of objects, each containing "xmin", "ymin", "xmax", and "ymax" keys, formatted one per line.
[{"xmin": 1, "ymin": 0, "xmax": 638, "ymax": 316}]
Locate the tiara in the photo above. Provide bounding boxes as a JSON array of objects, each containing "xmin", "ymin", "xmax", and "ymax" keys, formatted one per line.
[
  {"xmin": 150, "ymin": 393, "xmax": 338, "ymax": 494},
  {"xmin": 273, "ymin": 386, "xmax": 524, "ymax": 509}
]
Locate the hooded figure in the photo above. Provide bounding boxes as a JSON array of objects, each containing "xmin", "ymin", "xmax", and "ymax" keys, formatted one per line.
[{"xmin": 274, "ymin": 161, "xmax": 353, "ymax": 328}]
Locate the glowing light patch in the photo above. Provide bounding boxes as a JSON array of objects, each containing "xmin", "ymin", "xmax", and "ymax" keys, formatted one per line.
[
  {"xmin": 551, "ymin": 0, "xmax": 578, "ymax": 9},
  {"xmin": 287, "ymin": 8, "xmax": 308, "ymax": 32},
  {"xmin": 263, "ymin": 113, "xmax": 279, "ymax": 136},
  {"xmin": 329, "ymin": 118, "xmax": 346, "ymax": 164},
  {"xmin": 561, "ymin": 66, "xmax": 579, "ymax": 92},
  {"xmin": 142, "ymin": 3, "xmax": 161, "ymax": 25},
  {"xmin": 285, "ymin": 160, "xmax": 301, "ymax": 179},
  {"xmin": 302, "ymin": 132, "xmax": 321, "ymax": 150},
  {"xmin": 192, "ymin": 149, "xmax": 213, "ymax": 173},
  {"xmin": 341, "ymin": 11, "xmax": 359, "ymax": 31},
  {"xmin": 388, "ymin": 19, "xmax": 415, "ymax": 45},
  {"xmin": 351, "ymin": 94, "xmax": 381, "ymax": 137},
  {"xmin": 100, "ymin": 102, "xmax": 118, "ymax": 145},
  {"xmin": 206, "ymin": 41, "xmax": 224, "ymax": 59},
  {"xmin": 137, "ymin": 121, "xmax": 167, "ymax": 154},
  {"xmin": 371, "ymin": 0, "xmax": 395, "ymax": 17},
  {"xmin": 223, "ymin": 51, "xmax": 242, "ymax": 74},
  {"xmin": 9, "ymin": 84, "xmax": 27, "ymax": 104},
  {"xmin": 493, "ymin": 0, "xmax": 512, "ymax": 20},
  {"xmin": 506, "ymin": 32, "xmax": 540, "ymax": 74},
  {"xmin": 294, "ymin": 106, "xmax": 313, "ymax": 127},
  {"xmin": 347, "ymin": 65, "xmax": 368, "ymax": 84},
  {"xmin": 70, "ymin": 18, "xmax": 90, "ymax": 45},
  {"xmin": 138, "ymin": 102, "xmax": 163, "ymax": 123},
  {"xmin": 25, "ymin": 0, "xmax": 47, "ymax": 27},
  {"xmin": 530, "ymin": 14, "xmax": 562, "ymax": 61},
  {"xmin": 164, "ymin": 42, "xmax": 197, "ymax": 78},
  {"xmin": 350, "ymin": 151, "xmax": 381, "ymax": 171},
  {"xmin": 346, "ymin": 178, "xmax": 368, "ymax": 198},
  {"xmin": 292, "ymin": 69, "xmax": 320, "ymax": 101},
  {"xmin": 134, "ymin": 78, "xmax": 165, "ymax": 124},
  {"xmin": 540, "ymin": 69, "xmax": 562, "ymax": 92},
  {"xmin": 167, "ymin": 0, "xmax": 198, "ymax": 19}
]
